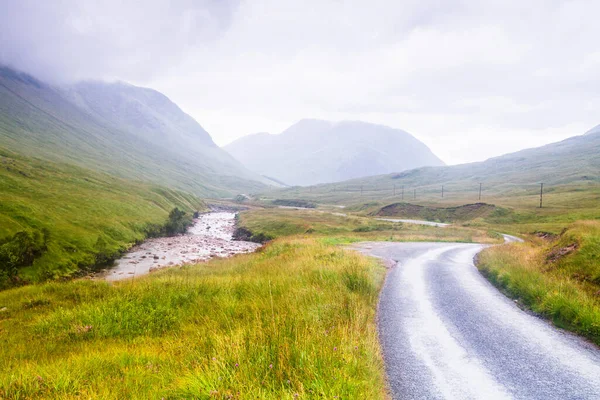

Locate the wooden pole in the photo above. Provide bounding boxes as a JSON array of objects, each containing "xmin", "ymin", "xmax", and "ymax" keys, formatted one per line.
[
  {"xmin": 540, "ymin": 183, "xmax": 543, "ymax": 208},
  {"xmin": 479, "ymin": 183, "xmax": 482, "ymax": 201}
]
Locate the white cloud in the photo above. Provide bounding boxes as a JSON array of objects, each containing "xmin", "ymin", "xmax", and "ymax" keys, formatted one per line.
[{"xmin": 1, "ymin": 0, "xmax": 599, "ymax": 164}]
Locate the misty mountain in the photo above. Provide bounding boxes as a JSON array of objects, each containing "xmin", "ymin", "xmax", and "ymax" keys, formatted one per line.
[
  {"xmin": 286, "ymin": 126, "xmax": 600, "ymax": 200},
  {"xmin": 224, "ymin": 119, "xmax": 444, "ymax": 186},
  {"xmin": 586, "ymin": 124, "xmax": 600, "ymax": 136},
  {"xmin": 0, "ymin": 66, "xmax": 268, "ymax": 196}
]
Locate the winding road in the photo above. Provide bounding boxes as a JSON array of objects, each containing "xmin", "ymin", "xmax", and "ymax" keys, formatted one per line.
[{"xmin": 353, "ymin": 241, "xmax": 600, "ymax": 399}]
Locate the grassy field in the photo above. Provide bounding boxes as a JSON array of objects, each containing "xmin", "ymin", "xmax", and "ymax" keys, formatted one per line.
[
  {"xmin": 237, "ymin": 207, "xmax": 502, "ymax": 245},
  {"xmin": 478, "ymin": 220, "xmax": 600, "ymax": 345},
  {"xmin": 0, "ymin": 238, "xmax": 387, "ymax": 399},
  {"xmin": 0, "ymin": 148, "xmax": 205, "ymax": 287},
  {"xmin": 241, "ymin": 189, "xmax": 600, "ymax": 346}
]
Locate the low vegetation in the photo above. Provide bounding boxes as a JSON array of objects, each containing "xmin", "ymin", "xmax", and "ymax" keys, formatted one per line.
[
  {"xmin": 373, "ymin": 202, "xmax": 500, "ymax": 223},
  {"xmin": 237, "ymin": 207, "xmax": 502, "ymax": 245},
  {"xmin": 0, "ymin": 149, "xmax": 204, "ymax": 288},
  {"xmin": 272, "ymin": 199, "xmax": 317, "ymax": 209},
  {"xmin": 0, "ymin": 238, "xmax": 387, "ymax": 399},
  {"xmin": 478, "ymin": 221, "xmax": 600, "ymax": 345}
]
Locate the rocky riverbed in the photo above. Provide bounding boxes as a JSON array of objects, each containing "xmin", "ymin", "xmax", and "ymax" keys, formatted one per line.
[{"xmin": 105, "ymin": 212, "xmax": 260, "ymax": 281}]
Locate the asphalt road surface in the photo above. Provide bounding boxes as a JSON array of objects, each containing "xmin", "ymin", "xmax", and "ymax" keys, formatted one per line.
[{"xmin": 353, "ymin": 241, "xmax": 600, "ymax": 399}]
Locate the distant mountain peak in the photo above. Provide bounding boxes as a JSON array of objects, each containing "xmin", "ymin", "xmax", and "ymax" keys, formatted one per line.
[{"xmin": 224, "ymin": 119, "xmax": 444, "ymax": 186}]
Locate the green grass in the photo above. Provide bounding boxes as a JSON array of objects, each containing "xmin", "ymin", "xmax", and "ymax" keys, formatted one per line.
[
  {"xmin": 477, "ymin": 221, "xmax": 600, "ymax": 345},
  {"xmin": 373, "ymin": 202, "xmax": 500, "ymax": 223},
  {"xmin": 0, "ymin": 238, "xmax": 387, "ymax": 399},
  {"xmin": 261, "ymin": 127, "xmax": 600, "ymax": 206},
  {"xmin": 237, "ymin": 207, "xmax": 502, "ymax": 245},
  {"xmin": 0, "ymin": 66, "xmax": 268, "ymax": 197},
  {"xmin": 0, "ymin": 148, "xmax": 205, "ymax": 286}
]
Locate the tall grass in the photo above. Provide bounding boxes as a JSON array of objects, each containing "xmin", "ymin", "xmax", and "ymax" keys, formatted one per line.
[
  {"xmin": 238, "ymin": 207, "xmax": 501, "ymax": 245},
  {"xmin": 478, "ymin": 221, "xmax": 600, "ymax": 345},
  {"xmin": 0, "ymin": 238, "xmax": 387, "ymax": 399}
]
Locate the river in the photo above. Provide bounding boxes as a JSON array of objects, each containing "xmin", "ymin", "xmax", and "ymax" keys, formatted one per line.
[{"xmin": 104, "ymin": 211, "xmax": 260, "ymax": 281}]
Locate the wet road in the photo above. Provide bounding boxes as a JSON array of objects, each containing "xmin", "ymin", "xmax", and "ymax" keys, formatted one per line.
[
  {"xmin": 353, "ymin": 242, "xmax": 600, "ymax": 399},
  {"xmin": 375, "ymin": 218, "xmax": 450, "ymax": 227}
]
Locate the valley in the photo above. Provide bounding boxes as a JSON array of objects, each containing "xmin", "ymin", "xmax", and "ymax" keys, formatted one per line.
[{"xmin": 1, "ymin": 67, "xmax": 599, "ymax": 399}]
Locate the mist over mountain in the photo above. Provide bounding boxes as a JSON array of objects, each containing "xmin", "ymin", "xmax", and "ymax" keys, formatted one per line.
[
  {"xmin": 0, "ymin": 66, "xmax": 268, "ymax": 196},
  {"xmin": 224, "ymin": 119, "xmax": 444, "ymax": 186},
  {"xmin": 586, "ymin": 124, "xmax": 600, "ymax": 136},
  {"xmin": 306, "ymin": 125, "xmax": 600, "ymax": 196}
]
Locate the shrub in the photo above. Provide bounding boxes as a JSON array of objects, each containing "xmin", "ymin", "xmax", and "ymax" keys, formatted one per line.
[
  {"xmin": 164, "ymin": 207, "xmax": 192, "ymax": 236},
  {"xmin": 0, "ymin": 230, "xmax": 48, "ymax": 286}
]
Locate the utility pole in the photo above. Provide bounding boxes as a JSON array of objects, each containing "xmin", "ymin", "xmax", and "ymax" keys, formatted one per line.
[
  {"xmin": 540, "ymin": 183, "xmax": 544, "ymax": 208},
  {"xmin": 479, "ymin": 183, "xmax": 482, "ymax": 201}
]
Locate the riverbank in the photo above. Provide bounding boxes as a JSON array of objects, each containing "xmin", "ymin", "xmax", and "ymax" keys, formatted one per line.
[{"xmin": 104, "ymin": 212, "xmax": 260, "ymax": 281}]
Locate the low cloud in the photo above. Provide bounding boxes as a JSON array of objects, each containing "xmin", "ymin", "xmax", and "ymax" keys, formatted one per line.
[
  {"xmin": 1, "ymin": 0, "xmax": 599, "ymax": 163},
  {"xmin": 0, "ymin": 0, "xmax": 238, "ymax": 82}
]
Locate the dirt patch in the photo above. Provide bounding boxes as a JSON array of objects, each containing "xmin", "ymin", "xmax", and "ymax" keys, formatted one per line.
[
  {"xmin": 545, "ymin": 243, "xmax": 579, "ymax": 264},
  {"xmin": 534, "ymin": 231, "xmax": 559, "ymax": 241}
]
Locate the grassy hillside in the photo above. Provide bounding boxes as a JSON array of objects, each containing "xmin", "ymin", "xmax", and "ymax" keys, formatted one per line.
[
  {"xmin": 0, "ymin": 147, "xmax": 205, "ymax": 287},
  {"xmin": 237, "ymin": 207, "xmax": 502, "ymax": 245},
  {"xmin": 373, "ymin": 202, "xmax": 500, "ymax": 223},
  {"xmin": 0, "ymin": 66, "xmax": 267, "ymax": 197},
  {"xmin": 263, "ymin": 129, "xmax": 600, "ymax": 205},
  {"xmin": 0, "ymin": 238, "xmax": 387, "ymax": 399}
]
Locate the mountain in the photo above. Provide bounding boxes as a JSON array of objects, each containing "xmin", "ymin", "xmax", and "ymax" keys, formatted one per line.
[
  {"xmin": 224, "ymin": 119, "xmax": 445, "ymax": 186},
  {"xmin": 271, "ymin": 126, "xmax": 600, "ymax": 202},
  {"xmin": 586, "ymin": 124, "xmax": 600, "ymax": 136},
  {"xmin": 0, "ymin": 66, "xmax": 268, "ymax": 196},
  {"xmin": 0, "ymin": 147, "xmax": 205, "ymax": 286}
]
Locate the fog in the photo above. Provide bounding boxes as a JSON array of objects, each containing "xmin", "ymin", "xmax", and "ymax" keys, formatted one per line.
[{"xmin": 2, "ymin": 0, "xmax": 599, "ymax": 164}]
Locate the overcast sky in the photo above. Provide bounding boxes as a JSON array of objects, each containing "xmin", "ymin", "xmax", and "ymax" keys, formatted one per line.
[{"xmin": 1, "ymin": 0, "xmax": 599, "ymax": 165}]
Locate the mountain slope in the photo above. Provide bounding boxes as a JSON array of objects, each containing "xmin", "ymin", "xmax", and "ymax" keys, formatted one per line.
[
  {"xmin": 586, "ymin": 124, "xmax": 600, "ymax": 136},
  {"xmin": 269, "ymin": 127, "xmax": 600, "ymax": 203},
  {"xmin": 0, "ymin": 147, "xmax": 205, "ymax": 286},
  {"xmin": 0, "ymin": 66, "xmax": 267, "ymax": 197},
  {"xmin": 224, "ymin": 119, "xmax": 444, "ymax": 186}
]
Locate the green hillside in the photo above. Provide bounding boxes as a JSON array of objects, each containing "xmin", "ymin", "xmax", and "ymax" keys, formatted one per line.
[
  {"xmin": 0, "ymin": 147, "xmax": 205, "ymax": 288},
  {"xmin": 0, "ymin": 66, "xmax": 267, "ymax": 197},
  {"xmin": 265, "ymin": 128, "xmax": 600, "ymax": 206}
]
